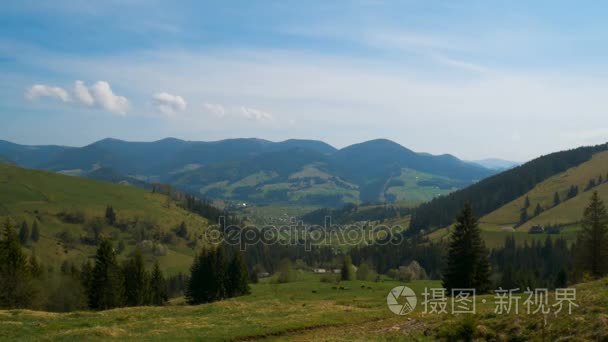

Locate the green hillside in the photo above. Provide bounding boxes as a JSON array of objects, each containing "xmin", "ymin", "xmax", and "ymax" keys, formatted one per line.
[
  {"xmin": 424, "ymin": 151, "xmax": 608, "ymax": 248},
  {"xmin": 2, "ymin": 275, "xmax": 606, "ymax": 340},
  {"xmin": 0, "ymin": 164, "xmax": 209, "ymax": 274},
  {"xmin": 482, "ymin": 151, "xmax": 608, "ymax": 226}
]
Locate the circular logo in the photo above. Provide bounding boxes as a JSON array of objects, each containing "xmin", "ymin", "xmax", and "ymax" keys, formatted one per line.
[{"xmin": 387, "ymin": 286, "xmax": 417, "ymax": 315}]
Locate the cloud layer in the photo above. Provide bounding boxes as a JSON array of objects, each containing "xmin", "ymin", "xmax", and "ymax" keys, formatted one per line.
[
  {"xmin": 25, "ymin": 80, "xmax": 129, "ymax": 115},
  {"xmin": 153, "ymin": 92, "xmax": 187, "ymax": 116}
]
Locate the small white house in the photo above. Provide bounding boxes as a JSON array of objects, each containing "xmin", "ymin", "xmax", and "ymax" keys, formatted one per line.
[{"xmin": 312, "ymin": 268, "xmax": 327, "ymax": 274}]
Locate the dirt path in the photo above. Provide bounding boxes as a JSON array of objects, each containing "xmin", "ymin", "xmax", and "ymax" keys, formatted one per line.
[{"xmin": 236, "ymin": 316, "xmax": 430, "ymax": 341}]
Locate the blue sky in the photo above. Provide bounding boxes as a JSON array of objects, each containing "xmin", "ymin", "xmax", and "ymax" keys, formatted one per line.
[{"xmin": 2, "ymin": 1, "xmax": 608, "ymax": 160}]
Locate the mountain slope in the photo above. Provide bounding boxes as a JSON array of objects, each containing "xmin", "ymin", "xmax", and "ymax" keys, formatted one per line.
[
  {"xmin": 0, "ymin": 163, "xmax": 210, "ymax": 274},
  {"xmin": 408, "ymin": 143, "xmax": 608, "ymax": 234},
  {"xmin": 482, "ymin": 150, "xmax": 608, "ymax": 227}
]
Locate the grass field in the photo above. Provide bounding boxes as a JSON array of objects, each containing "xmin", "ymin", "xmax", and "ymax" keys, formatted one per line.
[
  {"xmin": 426, "ymin": 152, "xmax": 608, "ymax": 249},
  {"xmin": 383, "ymin": 168, "xmax": 461, "ymax": 204},
  {"xmin": 482, "ymin": 151, "xmax": 608, "ymax": 226},
  {"xmin": 1, "ymin": 273, "xmax": 606, "ymax": 341},
  {"xmin": 0, "ymin": 164, "xmax": 209, "ymax": 274}
]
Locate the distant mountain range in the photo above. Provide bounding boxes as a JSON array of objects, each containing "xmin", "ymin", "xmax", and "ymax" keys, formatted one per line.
[
  {"xmin": 0, "ymin": 138, "xmax": 497, "ymax": 207},
  {"xmin": 470, "ymin": 158, "xmax": 520, "ymax": 171}
]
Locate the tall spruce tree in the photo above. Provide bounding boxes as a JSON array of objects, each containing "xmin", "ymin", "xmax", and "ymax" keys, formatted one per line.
[
  {"xmin": 341, "ymin": 255, "xmax": 354, "ymax": 281},
  {"xmin": 18, "ymin": 221, "xmax": 29, "ymax": 245},
  {"xmin": 31, "ymin": 221, "xmax": 40, "ymax": 242},
  {"xmin": 212, "ymin": 245, "xmax": 228, "ymax": 300},
  {"xmin": 123, "ymin": 249, "xmax": 148, "ymax": 306},
  {"xmin": 226, "ymin": 249, "xmax": 250, "ymax": 297},
  {"xmin": 88, "ymin": 239, "xmax": 124, "ymax": 310},
  {"xmin": 577, "ymin": 191, "xmax": 608, "ymax": 278},
  {"xmin": 442, "ymin": 203, "xmax": 491, "ymax": 294},
  {"xmin": 149, "ymin": 260, "xmax": 168, "ymax": 305},
  {"xmin": 553, "ymin": 192, "xmax": 561, "ymax": 207},
  {"xmin": 186, "ymin": 248, "xmax": 213, "ymax": 304},
  {"xmin": 0, "ymin": 219, "xmax": 34, "ymax": 308},
  {"xmin": 105, "ymin": 205, "xmax": 116, "ymax": 226},
  {"xmin": 534, "ymin": 203, "xmax": 544, "ymax": 217}
]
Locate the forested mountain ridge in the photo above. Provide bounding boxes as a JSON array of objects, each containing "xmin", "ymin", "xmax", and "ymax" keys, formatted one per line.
[
  {"xmin": 408, "ymin": 142, "xmax": 608, "ymax": 234},
  {"xmin": 0, "ymin": 138, "xmax": 494, "ymax": 206}
]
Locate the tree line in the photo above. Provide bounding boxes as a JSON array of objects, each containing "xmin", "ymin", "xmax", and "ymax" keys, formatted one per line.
[{"xmin": 408, "ymin": 143, "xmax": 608, "ymax": 235}]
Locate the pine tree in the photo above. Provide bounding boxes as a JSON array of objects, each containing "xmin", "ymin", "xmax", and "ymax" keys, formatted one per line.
[
  {"xmin": 175, "ymin": 221, "xmax": 188, "ymax": 239},
  {"xmin": 576, "ymin": 191, "xmax": 608, "ymax": 278},
  {"xmin": 524, "ymin": 196, "xmax": 530, "ymax": 209},
  {"xmin": 567, "ymin": 185, "xmax": 579, "ymax": 199},
  {"xmin": 341, "ymin": 255, "xmax": 354, "ymax": 281},
  {"xmin": 80, "ymin": 260, "xmax": 93, "ymax": 300},
  {"xmin": 553, "ymin": 192, "xmax": 561, "ymax": 207},
  {"xmin": 442, "ymin": 203, "xmax": 491, "ymax": 294},
  {"xmin": 105, "ymin": 205, "xmax": 116, "ymax": 225},
  {"xmin": 212, "ymin": 245, "xmax": 227, "ymax": 299},
  {"xmin": 123, "ymin": 249, "xmax": 148, "ymax": 306},
  {"xmin": 149, "ymin": 260, "xmax": 168, "ymax": 305},
  {"xmin": 0, "ymin": 218, "xmax": 34, "ymax": 308},
  {"xmin": 18, "ymin": 221, "xmax": 30, "ymax": 245},
  {"xmin": 226, "ymin": 250, "xmax": 250, "ymax": 297},
  {"xmin": 88, "ymin": 239, "xmax": 124, "ymax": 310},
  {"xmin": 534, "ymin": 203, "xmax": 543, "ymax": 217},
  {"xmin": 585, "ymin": 179, "xmax": 597, "ymax": 191},
  {"xmin": 186, "ymin": 250, "xmax": 202, "ymax": 304},
  {"xmin": 554, "ymin": 268, "xmax": 568, "ymax": 288},
  {"xmin": 519, "ymin": 207, "xmax": 528, "ymax": 225},
  {"xmin": 31, "ymin": 221, "xmax": 40, "ymax": 242},
  {"xmin": 187, "ymin": 248, "xmax": 215, "ymax": 304}
]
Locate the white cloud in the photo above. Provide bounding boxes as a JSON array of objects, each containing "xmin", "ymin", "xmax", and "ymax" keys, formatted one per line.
[
  {"xmin": 25, "ymin": 84, "xmax": 71, "ymax": 102},
  {"xmin": 153, "ymin": 92, "xmax": 187, "ymax": 116},
  {"xmin": 74, "ymin": 80, "xmax": 94, "ymax": 106},
  {"xmin": 204, "ymin": 103, "xmax": 226, "ymax": 117},
  {"xmin": 25, "ymin": 80, "xmax": 129, "ymax": 115},
  {"xmin": 89, "ymin": 81, "xmax": 129, "ymax": 115},
  {"xmin": 240, "ymin": 106, "xmax": 273, "ymax": 121}
]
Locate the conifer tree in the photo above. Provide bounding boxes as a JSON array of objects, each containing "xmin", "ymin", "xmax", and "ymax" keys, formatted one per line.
[
  {"xmin": 123, "ymin": 249, "xmax": 148, "ymax": 306},
  {"xmin": 341, "ymin": 255, "xmax": 354, "ymax": 281},
  {"xmin": 31, "ymin": 221, "xmax": 40, "ymax": 242},
  {"xmin": 553, "ymin": 192, "xmax": 561, "ymax": 207},
  {"xmin": 0, "ymin": 219, "xmax": 34, "ymax": 308},
  {"xmin": 534, "ymin": 203, "xmax": 543, "ymax": 217},
  {"xmin": 186, "ymin": 248, "xmax": 213, "ymax": 304},
  {"xmin": 176, "ymin": 221, "xmax": 188, "ymax": 239},
  {"xmin": 226, "ymin": 250, "xmax": 250, "ymax": 297},
  {"xmin": 519, "ymin": 207, "xmax": 528, "ymax": 225},
  {"xmin": 212, "ymin": 245, "xmax": 227, "ymax": 299},
  {"xmin": 442, "ymin": 203, "xmax": 491, "ymax": 294},
  {"xmin": 149, "ymin": 260, "xmax": 168, "ymax": 305},
  {"xmin": 18, "ymin": 221, "xmax": 29, "ymax": 245},
  {"xmin": 80, "ymin": 260, "xmax": 93, "ymax": 300},
  {"xmin": 577, "ymin": 191, "xmax": 608, "ymax": 278},
  {"xmin": 88, "ymin": 239, "xmax": 124, "ymax": 310},
  {"xmin": 105, "ymin": 205, "xmax": 116, "ymax": 225}
]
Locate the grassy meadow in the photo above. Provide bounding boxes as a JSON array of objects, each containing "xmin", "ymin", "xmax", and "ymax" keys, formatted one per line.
[{"xmin": 1, "ymin": 273, "xmax": 606, "ymax": 341}]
